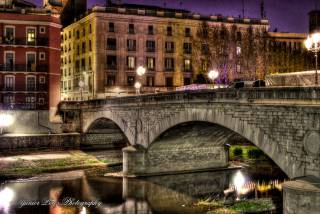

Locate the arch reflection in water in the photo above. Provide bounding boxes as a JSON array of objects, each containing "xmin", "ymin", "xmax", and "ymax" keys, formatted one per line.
[{"xmin": 2, "ymin": 169, "xmax": 286, "ymax": 214}]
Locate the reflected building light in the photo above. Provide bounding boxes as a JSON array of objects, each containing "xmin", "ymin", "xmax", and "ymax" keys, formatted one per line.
[
  {"xmin": 80, "ymin": 207, "xmax": 87, "ymax": 214},
  {"xmin": 0, "ymin": 187, "xmax": 15, "ymax": 214},
  {"xmin": 233, "ymin": 171, "xmax": 245, "ymax": 191}
]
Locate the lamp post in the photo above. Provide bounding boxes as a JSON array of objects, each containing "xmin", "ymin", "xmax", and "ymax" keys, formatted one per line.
[
  {"xmin": 79, "ymin": 80, "xmax": 85, "ymax": 101},
  {"xmin": 136, "ymin": 66, "xmax": 146, "ymax": 94},
  {"xmin": 134, "ymin": 82, "xmax": 142, "ymax": 94},
  {"xmin": 305, "ymin": 32, "xmax": 320, "ymax": 85},
  {"xmin": 0, "ymin": 113, "xmax": 14, "ymax": 135},
  {"xmin": 208, "ymin": 69, "xmax": 219, "ymax": 88}
]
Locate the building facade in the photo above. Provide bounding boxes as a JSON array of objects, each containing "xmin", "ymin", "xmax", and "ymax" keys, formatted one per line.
[
  {"xmin": 61, "ymin": 4, "xmax": 271, "ymax": 100},
  {"xmin": 0, "ymin": 6, "xmax": 61, "ymax": 112},
  {"xmin": 267, "ymin": 32, "xmax": 313, "ymax": 74}
]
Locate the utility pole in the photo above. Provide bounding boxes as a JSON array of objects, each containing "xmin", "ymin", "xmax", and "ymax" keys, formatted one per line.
[{"xmin": 242, "ymin": 0, "xmax": 245, "ymax": 18}]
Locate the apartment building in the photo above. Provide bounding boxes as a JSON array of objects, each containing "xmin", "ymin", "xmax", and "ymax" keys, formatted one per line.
[
  {"xmin": 61, "ymin": 4, "xmax": 270, "ymax": 100},
  {"xmin": 0, "ymin": 6, "xmax": 61, "ymax": 112}
]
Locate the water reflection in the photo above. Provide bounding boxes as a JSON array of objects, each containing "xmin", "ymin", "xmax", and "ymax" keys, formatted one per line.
[{"xmin": 1, "ymin": 169, "xmax": 286, "ymax": 214}]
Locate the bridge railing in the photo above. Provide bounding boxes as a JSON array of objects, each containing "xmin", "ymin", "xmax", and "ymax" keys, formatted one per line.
[{"xmin": 59, "ymin": 87, "xmax": 320, "ymax": 110}]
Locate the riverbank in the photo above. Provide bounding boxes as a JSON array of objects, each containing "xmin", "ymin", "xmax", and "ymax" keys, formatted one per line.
[{"xmin": 0, "ymin": 150, "xmax": 108, "ymax": 180}]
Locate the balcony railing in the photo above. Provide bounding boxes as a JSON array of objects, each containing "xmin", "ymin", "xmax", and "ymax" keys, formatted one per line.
[
  {"xmin": 0, "ymin": 64, "xmax": 48, "ymax": 72},
  {"xmin": 0, "ymin": 37, "xmax": 49, "ymax": 46}
]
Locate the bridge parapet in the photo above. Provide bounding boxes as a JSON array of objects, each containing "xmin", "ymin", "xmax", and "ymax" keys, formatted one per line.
[{"xmin": 59, "ymin": 87, "xmax": 320, "ymax": 110}]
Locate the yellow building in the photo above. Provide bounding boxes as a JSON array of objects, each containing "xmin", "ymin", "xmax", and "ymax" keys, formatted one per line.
[{"xmin": 61, "ymin": 4, "xmax": 271, "ymax": 100}]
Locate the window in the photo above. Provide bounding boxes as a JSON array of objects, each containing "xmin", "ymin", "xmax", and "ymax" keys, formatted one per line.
[
  {"xmin": 127, "ymin": 39, "xmax": 136, "ymax": 51},
  {"xmin": 26, "ymin": 53, "xmax": 36, "ymax": 72},
  {"xmin": 39, "ymin": 98, "xmax": 45, "ymax": 105},
  {"xmin": 39, "ymin": 52, "xmax": 45, "ymax": 60},
  {"xmin": 106, "ymin": 55, "xmax": 117, "ymax": 70},
  {"xmin": 129, "ymin": 24, "xmax": 135, "ymax": 34},
  {"xmin": 146, "ymin": 40, "xmax": 155, "ymax": 52},
  {"xmin": 165, "ymin": 42, "xmax": 174, "ymax": 53},
  {"xmin": 236, "ymin": 46, "xmax": 241, "ymax": 55},
  {"xmin": 77, "ymin": 45, "xmax": 80, "ymax": 55},
  {"xmin": 237, "ymin": 31, "xmax": 242, "ymax": 41},
  {"xmin": 73, "ymin": 60, "xmax": 79, "ymax": 72},
  {"xmin": 148, "ymin": 25, "xmax": 154, "ymax": 35},
  {"xmin": 185, "ymin": 27, "xmax": 191, "ymax": 37},
  {"xmin": 69, "ymin": 31, "xmax": 71, "ymax": 38},
  {"xmin": 183, "ymin": 43, "xmax": 192, "ymax": 54},
  {"xmin": 4, "ymin": 76, "xmax": 14, "ymax": 90},
  {"xmin": 201, "ymin": 44, "xmax": 210, "ymax": 55},
  {"xmin": 184, "ymin": 78, "xmax": 191, "ymax": 85},
  {"xmin": 26, "ymin": 76, "xmax": 36, "ymax": 91},
  {"xmin": 5, "ymin": 52, "xmax": 14, "ymax": 71},
  {"xmin": 82, "ymin": 28, "xmax": 85, "ymax": 37},
  {"xmin": 26, "ymin": 96, "xmax": 36, "ymax": 109},
  {"xmin": 3, "ymin": 95, "xmax": 14, "ymax": 104},
  {"xmin": 127, "ymin": 76, "xmax": 135, "ymax": 86},
  {"xmin": 76, "ymin": 30, "xmax": 80, "ymax": 39},
  {"xmin": 109, "ymin": 22, "xmax": 115, "ymax": 32},
  {"xmin": 147, "ymin": 57, "xmax": 155, "ymax": 70},
  {"xmin": 39, "ymin": 76, "xmax": 46, "ymax": 84},
  {"xmin": 166, "ymin": 77, "xmax": 173, "ymax": 87},
  {"xmin": 88, "ymin": 57, "xmax": 92, "ymax": 70},
  {"xmin": 26, "ymin": 28, "xmax": 36, "ymax": 45},
  {"xmin": 40, "ymin": 26, "xmax": 46, "ymax": 34},
  {"xmin": 4, "ymin": 26, "xmax": 15, "ymax": 44},
  {"xmin": 89, "ymin": 40, "xmax": 92, "ymax": 51},
  {"xmin": 165, "ymin": 58, "xmax": 174, "ymax": 71},
  {"xmin": 89, "ymin": 24, "xmax": 92, "ymax": 33},
  {"xmin": 147, "ymin": 76, "xmax": 155, "ymax": 87},
  {"xmin": 167, "ymin": 26, "xmax": 172, "ymax": 36},
  {"xmin": 184, "ymin": 59, "xmax": 192, "ymax": 72},
  {"xmin": 106, "ymin": 76, "xmax": 116, "ymax": 86},
  {"xmin": 82, "ymin": 42, "xmax": 86, "ymax": 53},
  {"xmin": 107, "ymin": 38, "xmax": 117, "ymax": 50},
  {"xmin": 127, "ymin": 56, "xmax": 136, "ymax": 70}
]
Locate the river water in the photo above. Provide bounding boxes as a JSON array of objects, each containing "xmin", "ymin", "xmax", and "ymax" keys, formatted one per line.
[{"xmin": 0, "ymin": 167, "xmax": 286, "ymax": 214}]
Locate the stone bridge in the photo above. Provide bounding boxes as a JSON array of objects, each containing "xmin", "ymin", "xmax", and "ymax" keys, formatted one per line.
[{"xmin": 59, "ymin": 87, "xmax": 320, "ymax": 178}]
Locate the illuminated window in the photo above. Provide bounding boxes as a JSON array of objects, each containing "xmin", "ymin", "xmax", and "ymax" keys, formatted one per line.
[
  {"xmin": 147, "ymin": 57, "xmax": 155, "ymax": 70},
  {"xmin": 184, "ymin": 59, "xmax": 192, "ymax": 72},
  {"xmin": 237, "ymin": 46, "xmax": 241, "ymax": 55},
  {"xmin": 26, "ymin": 28, "xmax": 36, "ymax": 45},
  {"xmin": 127, "ymin": 56, "xmax": 135, "ymax": 70}
]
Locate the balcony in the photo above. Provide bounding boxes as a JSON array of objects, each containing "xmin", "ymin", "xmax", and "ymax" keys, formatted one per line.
[
  {"xmin": 0, "ymin": 64, "xmax": 48, "ymax": 72},
  {"xmin": 0, "ymin": 37, "xmax": 49, "ymax": 46}
]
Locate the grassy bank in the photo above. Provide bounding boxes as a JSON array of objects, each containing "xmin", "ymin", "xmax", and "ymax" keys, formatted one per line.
[
  {"xmin": 0, "ymin": 150, "xmax": 108, "ymax": 179},
  {"xmin": 195, "ymin": 198, "xmax": 276, "ymax": 213}
]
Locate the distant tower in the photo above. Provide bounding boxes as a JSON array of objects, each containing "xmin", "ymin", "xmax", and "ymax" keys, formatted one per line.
[
  {"xmin": 309, "ymin": 10, "xmax": 320, "ymax": 33},
  {"xmin": 260, "ymin": 0, "xmax": 266, "ymax": 19}
]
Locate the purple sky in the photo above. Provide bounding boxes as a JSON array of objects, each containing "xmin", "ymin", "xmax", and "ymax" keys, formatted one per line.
[{"xmin": 33, "ymin": 0, "xmax": 319, "ymax": 33}]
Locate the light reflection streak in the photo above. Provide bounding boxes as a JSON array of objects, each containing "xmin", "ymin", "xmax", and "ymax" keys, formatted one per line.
[{"xmin": 0, "ymin": 187, "xmax": 15, "ymax": 214}]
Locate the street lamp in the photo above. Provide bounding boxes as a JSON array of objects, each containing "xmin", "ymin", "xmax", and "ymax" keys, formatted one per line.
[
  {"xmin": 305, "ymin": 32, "xmax": 320, "ymax": 85},
  {"xmin": 79, "ymin": 80, "xmax": 85, "ymax": 101},
  {"xmin": 0, "ymin": 113, "xmax": 14, "ymax": 135},
  {"xmin": 134, "ymin": 82, "xmax": 142, "ymax": 94},
  {"xmin": 208, "ymin": 69, "xmax": 219, "ymax": 88},
  {"xmin": 136, "ymin": 66, "xmax": 146, "ymax": 94}
]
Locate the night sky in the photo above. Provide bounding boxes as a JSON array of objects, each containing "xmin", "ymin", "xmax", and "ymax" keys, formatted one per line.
[{"xmin": 33, "ymin": 0, "xmax": 319, "ymax": 33}]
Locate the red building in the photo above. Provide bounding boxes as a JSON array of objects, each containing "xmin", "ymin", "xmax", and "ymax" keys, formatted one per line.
[{"xmin": 0, "ymin": 7, "xmax": 61, "ymax": 111}]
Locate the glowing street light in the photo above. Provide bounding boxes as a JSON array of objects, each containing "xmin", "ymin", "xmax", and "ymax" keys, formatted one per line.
[
  {"xmin": 136, "ymin": 66, "xmax": 146, "ymax": 76},
  {"xmin": 136, "ymin": 66, "xmax": 146, "ymax": 94},
  {"xmin": 0, "ymin": 113, "xmax": 14, "ymax": 135},
  {"xmin": 305, "ymin": 32, "xmax": 320, "ymax": 85},
  {"xmin": 208, "ymin": 70, "xmax": 219, "ymax": 88},
  {"xmin": 134, "ymin": 82, "xmax": 142, "ymax": 94}
]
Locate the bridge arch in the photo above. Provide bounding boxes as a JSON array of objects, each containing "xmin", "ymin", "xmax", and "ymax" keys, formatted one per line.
[
  {"xmin": 147, "ymin": 108, "xmax": 303, "ymax": 178},
  {"xmin": 82, "ymin": 111, "xmax": 135, "ymax": 146}
]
